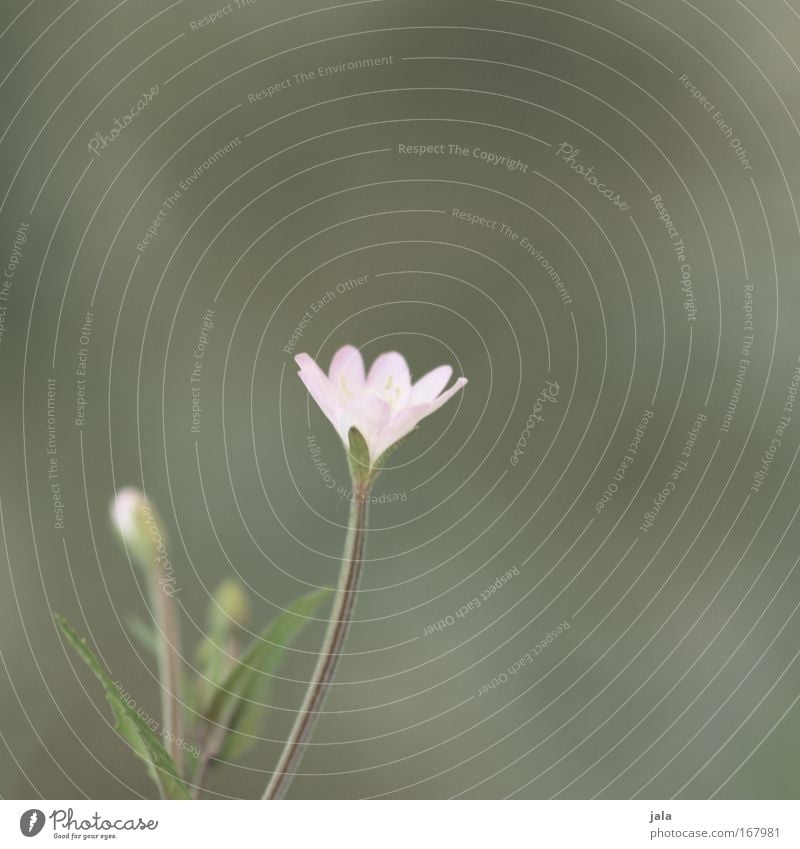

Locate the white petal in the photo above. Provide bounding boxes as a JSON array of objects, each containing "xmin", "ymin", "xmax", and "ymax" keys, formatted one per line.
[
  {"xmin": 328, "ymin": 344, "xmax": 365, "ymax": 400},
  {"xmin": 296, "ymin": 353, "xmax": 339, "ymax": 424},
  {"xmin": 295, "ymin": 352, "xmax": 327, "ymax": 382},
  {"xmin": 366, "ymin": 351, "xmax": 412, "ymax": 410},
  {"xmin": 371, "ymin": 413, "xmax": 423, "ymax": 460},
  {"xmin": 297, "ymin": 371, "xmax": 339, "ymax": 429},
  {"xmin": 341, "ymin": 394, "xmax": 392, "ymax": 458},
  {"xmin": 425, "ymin": 376, "xmax": 468, "ymax": 414},
  {"xmin": 371, "ymin": 378, "xmax": 467, "ymax": 459},
  {"xmin": 409, "ymin": 365, "xmax": 453, "ymax": 405}
]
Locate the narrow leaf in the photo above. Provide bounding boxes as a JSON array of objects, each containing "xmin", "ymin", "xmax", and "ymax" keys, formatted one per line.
[
  {"xmin": 204, "ymin": 589, "xmax": 330, "ymax": 759},
  {"xmin": 56, "ymin": 615, "xmax": 190, "ymax": 800}
]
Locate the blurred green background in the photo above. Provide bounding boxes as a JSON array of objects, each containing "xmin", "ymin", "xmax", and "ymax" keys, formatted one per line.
[{"xmin": 1, "ymin": 0, "xmax": 799, "ymax": 799}]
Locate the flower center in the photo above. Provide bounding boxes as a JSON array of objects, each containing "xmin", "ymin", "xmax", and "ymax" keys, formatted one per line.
[{"xmin": 374, "ymin": 374, "xmax": 405, "ymax": 411}]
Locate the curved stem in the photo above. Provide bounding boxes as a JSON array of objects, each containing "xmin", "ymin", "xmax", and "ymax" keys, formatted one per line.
[{"xmin": 263, "ymin": 483, "xmax": 370, "ymax": 799}]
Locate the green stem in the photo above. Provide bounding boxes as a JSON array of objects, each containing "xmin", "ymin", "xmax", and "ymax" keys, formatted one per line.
[
  {"xmin": 263, "ymin": 481, "xmax": 370, "ymax": 799},
  {"xmin": 149, "ymin": 579, "xmax": 184, "ymax": 778}
]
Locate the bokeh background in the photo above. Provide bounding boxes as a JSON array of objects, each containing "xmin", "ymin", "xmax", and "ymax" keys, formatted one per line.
[{"xmin": 1, "ymin": 0, "xmax": 799, "ymax": 799}]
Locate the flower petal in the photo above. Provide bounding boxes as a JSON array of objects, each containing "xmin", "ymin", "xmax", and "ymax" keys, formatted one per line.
[
  {"xmin": 371, "ymin": 377, "xmax": 467, "ymax": 459},
  {"xmin": 341, "ymin": 394, "xmax": 392, "ymax": 457},
  {"xmin": 295, "ymin": 353, "xmax": 338, "ymax": 423},
  {"xmin": 371, "ymin": 414, "xmax": 422, "ymax": 460},
  {"xmin": 366, "ymin": 351, "xmax": 412, "ymax": 410},
  {"xmin": 295, "ymin": 352, "xmax": 327, "ymax": 382},
  {"xmin": 426, "ymin": 376, "xmax": 468, "ymax": 414},
  {"xmin": 328, "ymin": 344, "xmax": 365, "ymax": 400},
  {"xmin": 409, "ymin": 365, "xmax": 453, "ymax": 405}
]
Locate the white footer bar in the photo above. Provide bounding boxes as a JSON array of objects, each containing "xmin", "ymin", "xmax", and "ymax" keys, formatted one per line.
[{"xmin": 2, "ymin": 800, "xmax": 797, "ymax": 848}]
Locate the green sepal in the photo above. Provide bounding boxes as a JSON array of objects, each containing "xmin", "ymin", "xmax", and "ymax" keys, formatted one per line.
[
  {"xmin": 347, "ymin": 427, "xmax": 372, "ymax": 484},
  {"xmin": 56, "ymin": 614, "xmax": 191, "ymax": 800}
]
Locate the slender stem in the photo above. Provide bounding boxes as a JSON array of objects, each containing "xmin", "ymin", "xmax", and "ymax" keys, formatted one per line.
[
  {"xmin": 263, "ymin": 482, "xmax": 370, "ymax": 799},
  {"xmin": 135, "ymin": 501, "xmax": 184, "ymax": 778},
  {"xmin": 148, "ymin": 576, "xmax": 184, "ymax": 776},
  {"xmin": 192, "ymin": 636, "xmax": 239, "ymax": 797},
  {"xmin": 192, "ymin": 720, "xmax": 223, "ymax": 798}
]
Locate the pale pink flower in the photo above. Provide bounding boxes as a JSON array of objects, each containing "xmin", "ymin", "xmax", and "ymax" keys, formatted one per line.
[{"xmin": 295, "ymin": 345, "xmax": 467, "ymax": 463}]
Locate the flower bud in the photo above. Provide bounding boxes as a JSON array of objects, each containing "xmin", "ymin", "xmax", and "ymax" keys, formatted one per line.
[
  {"xmin": 211, "ymin": 578, "xmax": 250, "ymax": 628},
  {"xmin": 110, "ymin": 487, "xmax": 153, "ymax": 564},
  {"xmin": 110, "ymin": 488, "xmax": 176, "ymax": 597}
]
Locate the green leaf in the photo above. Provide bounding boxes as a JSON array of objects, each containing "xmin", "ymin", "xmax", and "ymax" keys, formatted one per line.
[
  {"xmin": 56, "ymin": 615, "xmax": 191, "ymax": 800},
  {"xmin": 203, "ymin": 589, "xmax": 330, "ymax": 759}
]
